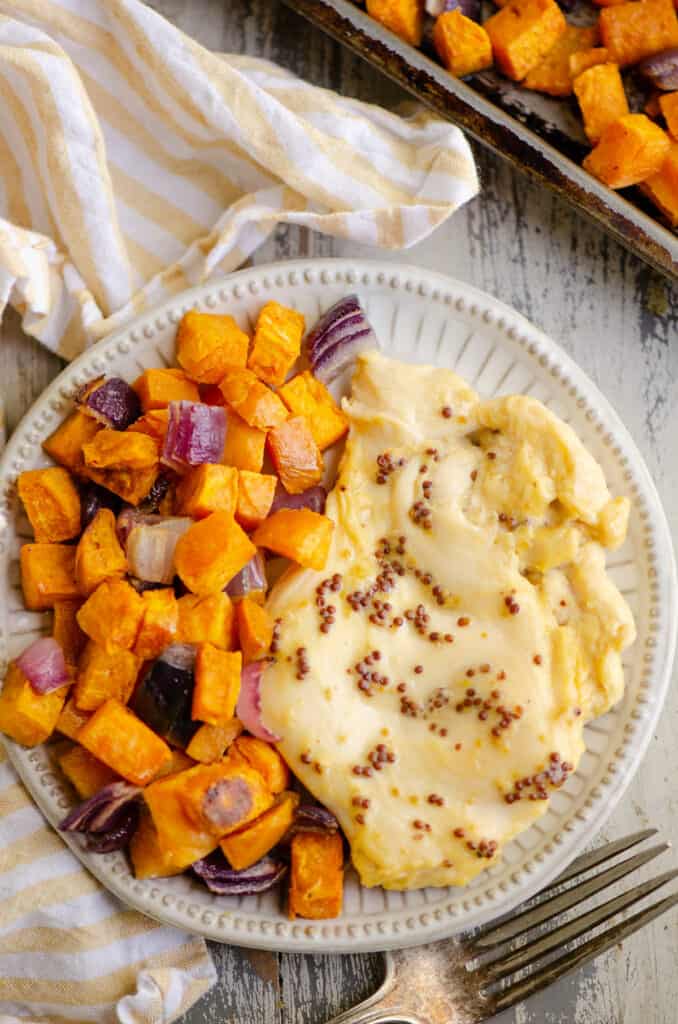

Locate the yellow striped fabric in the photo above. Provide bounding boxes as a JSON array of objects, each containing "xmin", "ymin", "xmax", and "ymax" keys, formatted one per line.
[{"xmin": 0, "ymin": 0, "xmax": 477, "ymax": 360}]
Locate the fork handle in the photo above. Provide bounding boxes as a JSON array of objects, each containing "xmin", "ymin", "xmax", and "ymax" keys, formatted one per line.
[{"xmin": 330, "ymin": 1010, "xmax": 423, "ymax": 1024}]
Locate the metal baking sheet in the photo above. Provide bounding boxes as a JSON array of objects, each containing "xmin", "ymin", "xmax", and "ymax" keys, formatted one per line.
[{"xmin": 284, "ymin": 0, "xmax": 678, "ymax": 280}]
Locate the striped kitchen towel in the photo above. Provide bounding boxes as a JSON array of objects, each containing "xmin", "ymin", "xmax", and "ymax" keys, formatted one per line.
[{"xmin": 0, "ymin": 0, "xmax": 477, "ymax": 1020}]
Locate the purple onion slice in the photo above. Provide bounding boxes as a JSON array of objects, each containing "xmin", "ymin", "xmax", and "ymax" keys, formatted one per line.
[
  {"xmin": 77, "ymin": 377, "xmax": 141, "ymax": 430},
  {"xmin": 294, "ymin": 804, "xmax": 340, "ymax": 833},
  {"xmin": 225, "ymin": 551, "xmax": 267, "ymax": 599},
  {"xmin": 162, "ymin": 401, "xmax": 226, "ymax": 473},
  {"xmin": 270, "ymin": 483, "xmax": 327, "ymax": 516},
  {"xmin": 637, "ymin": 49, "xmax": 678, "ymax": 91},
  {"xmin": 85, "ymin": 802, "xmax": 140, "ymax": 853},
  {"xmin": 59, "ymin": 781, "xmax": 141, "ymax": 834},
  {"xmin": 236, "ymin": 662, "xmax": 281, "ymax": 743},
  {"xmin": 306, "ymin": 296, "xmax": 378, "ymax": 384},
  {"xmin": 427, "ymin": 0, "xmax": 481, "ymax": 18},
  {"xmin": 16, "ymin": 637, "xmax": 69, "ymax": 694},
  {"xmin": 193, "ymin": 850, "xmax": 287, "ymax": 895}
]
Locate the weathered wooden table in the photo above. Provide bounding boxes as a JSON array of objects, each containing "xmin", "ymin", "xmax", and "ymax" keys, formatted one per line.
[{"xmin": 3, "ymin": 0, "xmax": 677, "ymax": 1020}]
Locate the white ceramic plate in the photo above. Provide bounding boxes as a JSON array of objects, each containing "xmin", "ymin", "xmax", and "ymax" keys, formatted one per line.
[{"xmin": 0, "ymin": 259, "xmax": 675, "ymax": 953}]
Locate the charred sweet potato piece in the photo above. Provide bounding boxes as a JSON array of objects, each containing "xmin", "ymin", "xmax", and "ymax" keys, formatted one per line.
[
  {"xmin": 219, "ymin": 367, "xmax": 288, "ymax": 431},
  {"xmin": 573, "ymin": 63, "xmax": 629, "ymax": 144},
  {"xmin": 236, "ymin": 471, "xmax": 276, "ymax": 530},
  {"xmin": 18, "ymin": 467, "xmax": 81, "ymax": 543},
  {"xmin": 234, "ymin": 735, "xmax": 290, "ymax": 794},
  {"xmin": 267, "ymin": 417, "xmax": 323, "ymax": 495},
  {"xmin": 177, "ymin": 591, "xmax": 235, "ymax": 649},
  {"xmin": 133, "ymin": 588, "xmax": 178, "ymax": 660},
  {"xmin": 289, "ymin": 831, "xmax": 343, "ymax": 919},
  {"xmin": 133, "ymin": 367, "xmax": 200, "ymax": 411},
  {"xmin": 222, "ymin": 408, "xmax": 266, "ymax": 472},
  {"xmin": 21, "ymin": 543, "xmax": 79, "ymax": 610},
  {"xmin": 278, "ymin": 372, "xmax": 348, "ymax": 451},
  {"xmin": 53, "ymin": 600, "xmax": 86, "ymax": 668},
  {"xmin": 82, "ymin": 429, "xmax": 159, "ymax": 506},
  {"xmin": 174, "ymin": 510, "xmax": 256, "ymax": 595},
  {"xmin": 43, "ymin": 409, "xmax": 103, "ymax": 476},
  {"xmin": 366, "ymin": 0, "xmax": 424, "ymax": 45},
  {"xmin": 221, "ymin": 791, "xmax": 299, "ymax": 870},
  {"xmin": 641, "ymin": 143, "xmax": 678, "ymax": 225},
  {"xmin": 236, "ymin": 598, "xmax": 273, "ymax": 663},
  {"xmin": 584, "ymin": 114, "xmax": 670, "ymax": 188},
  {"xmin": 174, "ymin": 757, "xmax": 274, "ymax": 838},
  {"xmin": 56, "ymin": 697, "xmax": 91, "ymax": 740},
  {"xmin": 433, "ymin": 11, "xmax": 493, "ymax": 77},
  {"xmin": 253, "ymin": 508, "xmax": 334, "ymax": 570},
  {"xmin": 142, "ymin": 772, "xmax": 219, "ymax": 870},
  {"xmin": 599, "ymin": 0, "xmax": 678, "ymax": 68},
  {"xmin": 247, "ymin": 301, "xmax": 305, "ymax": 387},
  {"xmin": 569, "ymin": 46, "xmax": 609, "ymax": 79},
  {"xmin": 177, "ymin": 310, "xmax": 250, "ymax": 384},
  {"xmin": 78, "ymin": 698, "xmax": 172, "ymax": 785},
  {"xmin": 660, "ymin": 93, "xmax": 678, "ymax": 141},
  {"xmin": 76, "ymin": 579, "xmax": 145, "ymax": 653},
  {"xmin": 186, "ymin": 719, "xmax": 243, "ymax": 763},
  {"xmin": 130, "ymin": 812, "xmax": 185, "ymax": 879},
  {"xmin": 127, "ymin": 409, "xmax": 169, "ymax": 450},
  {"xmin": 58, "ymin": 743, "xmax": 118, "ymax": 798},
  {"xmin": 192, "ymin": 644, "xmax": 242, "ymax": 726},
  {"xmin": 523, "ymin": 25, "xmax": 598, "ymax": 96},
  {"xmin": 0, "ymin": 662, "xmax": 68, "ymax": 747},
  {"xmin": 74, "ymin": 641, "xmax": 141, "ymax": 711},
  {"xmin": 484, "ymin": 0, "xmax": 566, "ymax": 81},
  {"xmin": 175, "ymin": 463, "xmax": 238, "ymax": 519},
  {"xmin": 74, "ymin": 508, "xmax": 127, "ymax": 596}
]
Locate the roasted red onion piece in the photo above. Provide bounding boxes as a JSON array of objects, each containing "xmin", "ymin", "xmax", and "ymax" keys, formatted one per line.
[
  {"xmin": 293, "ymin": 804, "xmax": 340, "ymax": 834},
  {"xmin": 139, "ymin": 472, "xmax": 173, "ymax": 512},
  {"xmin": 427, "ymin": 0, "xmax": 481, "ymax": 18},
  {"xmin": 306, "ymin": 295, "xmax": 378, "ymax": 384},
  {"xmin": 225, "ymin": 551, "xmax": 267, "ymax": 598},
  {"xmin": 638, "ymin": 49, "xmax": 678, "ymax": 91},
  {"xmin": 80, "ymin": 481, "xmax": 120, "ymax": 530},
  {"xmin": 16, "ymin": 637, "xmax": 69, "ymax": 694},
  {"xmin": 236, "ymin": 662, "xmax": 281, "ymax": 743},
  {"xmin": 86, "ymin": 802, "xmax": 140, "ymax": 853},
  {"xmin": 126, "ymin": 518, "xmax": 192, "ymax": 584},
  {"xmin": 133, "ymin": 644, "xmax": 198, "ymax": 748},
  {"xmin": 77, "ymin": 376, "xmax": 141, "ymax": 430},
  {"xmin": 162, "ymin": 401, "xmax": 227, "ymax": 472},
  {"xmin": 270, "ymin": 482, "xmax": 327, "ymax": 516},
  {"xmin": 193, "ymin": 850, "xmax": 287, "ymax": 895},
  {"xmin": 59, "ymin": 781, "xmax": 141, "ymax": 834}
]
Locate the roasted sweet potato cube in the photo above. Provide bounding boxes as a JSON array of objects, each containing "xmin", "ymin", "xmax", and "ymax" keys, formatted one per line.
[
  {"xmin": 366, "ymin": 0, "xmax": 424, "ymax": 45},
  {"xmin": 177, "ymin": 310, "xmax": 250, "ymax": 384},
  {"xmin": 0, "ymin": 662, "xmax": 68, "ymax": 747},
  {"xmin": 175, "ymin": 757, "xmax": 274, "ymax": 837},
  {"xmin": 267, "ymin": 417, "xmax": 323, "ymax": 495},
  {"xmin": 236, "ymin": 471, "xmax": 276, "ymax": 530},
  {"xmin": 660, "ymin": 93, "xmax": 678, "ymax": 142},
  {"xmin": 74, "ymin": 641, "xmax": 141, "ymax": 711},
  {"xmin": 219, "ymin": 367, "xmax": 288, "ymax": 431},
  {"xmin": 222, "ymin": 408, "xmax": 266, "ymax": 472},
  {"xmin": 523, "ymin": 25, "xmax": 598, "ymax": 96},
  {"xmin": 78, "ymin": 698, "xmax": 172, "ymax": 785},
  {"xmin": 130, "ymin": 812, "xmax": 185, "ymax": 879},
  {"xmin": 142, "ymin": 772, "xmax": 219, "ymax": 870},
  {"xmin": 43, "ymin": 409, "xmax": 103, "ymax": 476},
  {"xmin": 175, "ymin": 463, "xmax": 238, "ymax": 519},
  {"xmin": 56, "ymin": 697, "xmax": 90, "ymax": 740},
  {"xmin": 583, "ymin": 114, "xmax": 670, "ymax": 188},
  {"xmin": 18, "ymin": 466, "xmax": 81, "ymax": 543},
  {"xmin": 253, "ymin": 509, "xmax": 334, "ymax": 570},
  {"xmin": 127, "ymin": 409, "xmax": 169, "ymax": 450},
  {"xmin": 174, "ymin": 510, "xmax": 256, "ymax": 594},
  {"xmin": 234, "ymin": 735, "xmax": 290, "ymax": 794},
  {"xmin": 76, "ymin": 579, "xmax": 145, "ymax": 653},
  {"xmin": 192, "ymin": 644, "xmax": 242, "ymax": 726},
  {"xmin": 247, "ymin": 301, "xmax": 305, "ymax": 387},
  {"xmin": 433, "ymin": 11, "xmax": 493, "ymax": 77},
  {"xmin": 150, "ymin": 748, "xmax": 196, "ymax": 781},
  {"xmin": 278, "ymin": 372, "xmax": 348, "ymax": 451},
  {"xmin": 133, "ymin": 367, "xmax": 200, "ymax": 411},
  {"xmin": 82, "ymin": 429, "xmax": 159, "ymax": 506},
  {"xmin": 237, "ymin": 598, "xmax": 273, "ymax": 664},
  {"xmin": 641, "ymin": 143, "xmax": 678, "ymax": 226},
  {"xmin": 484, "ymin": 0, "xmax": 566, "ymax": 81},
  {"xmin": 569, "ymin": 46, "xmax": 609, "ymax": 79},
  {"xmin": 52, "ymin": 600, "xmax": 86, "ymax": 668},
  {"xmin": 573, "ymin": 63, "xmax": 629, "ymax": 144},
  {"xmin": 599, "ymin": 0, "xmax": 678, "ymax": 68},
  {"xmin": 74, "ymin": 508, "xmax": 127, "ymax": 596},
  {"xmin": 289, "ymin": 831, "xmax": 343, "ymax": 919},
  {"xmin": 133, "ymin": 588, "xmax": 178, "ymax": 660},
  {"xmin": 177, "ymin": 592, "xmax": 235, "ymax": 649},
  {"xmin": 21, "ymin": 543, "xmax": 79, "ymax": 610},
  {"xmin": 186, "ymin": 719, "xmax": 243, "ymax": 763},
  {"xmin": 58, "ymin": 743, "xmax": 118, "ymax": 798},
  {"xmin": 221, "ymin": 791, "xmax": 299, "ymax": 870}
]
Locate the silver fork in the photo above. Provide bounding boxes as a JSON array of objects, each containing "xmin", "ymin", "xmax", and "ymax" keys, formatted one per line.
[{"xmin": 329, "ymin": 829, "xmax": 678, "ymax": 1024}]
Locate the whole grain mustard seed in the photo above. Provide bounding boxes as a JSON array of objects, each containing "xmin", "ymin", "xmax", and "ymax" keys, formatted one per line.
[{"xmin": 441, "ymin": 406, "xmax": 453, "ymax": 418}]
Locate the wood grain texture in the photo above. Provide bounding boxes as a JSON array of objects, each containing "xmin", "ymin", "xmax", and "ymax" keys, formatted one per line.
[{"xmin": 3, "ymin": 0, "xmax": 678, "ymax": 1021}]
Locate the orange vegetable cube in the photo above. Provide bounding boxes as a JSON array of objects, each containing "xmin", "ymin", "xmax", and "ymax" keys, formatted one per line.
[
  {"xmin": 583, "ymin": 114, "xmax": 670, "ymax": 189},
  {"xmin": 127, "ymin": 408, "xmax": 169, "ymax": 450},
  {"xmin": 289, "ymin": 831, "xmax": 343, "ymax": 919},
  {"xmin": 58, "ymin": 744, "xmax": 118, "ymax": 798},
  {"xmin": 222, "ymin": 408, "xmax": 266, "ymax": 472},
  {"xmin": 219, "ymin": 367, "xmax": 288, "ymax": 431},
  {"xmin": 21, "ymin": 543, "xmax": 79, "ymax": 610},
  {"xmin": 278, "ymin": 372, "xmax": 348, "ymax": 451},
  {"xmin": 267, "ymin": 416, "xmax": 323, "ymax": 495},
  {"xmin": 599, "ymin": 0, "xmax": 678, "ymax": 68},
  {"xmin": 142, "ymin": 771, "xmax": 219, "ymax": 870},
  {"xmin": 237, "ymin": 598, "xmax": 273, "ymax": 663},
  {"xmin": 0, "ymin": 662, "xmax": 68, "ymax": 747},
  {"xmin": 74, "ymin": 508, "xmax": 127, "ymax": 596},
  {"xmin": 177, "ymin": 591, "xmax": 235, "ymax": 649},
  {"xmin": 175, "ymin": 463, "xmax": 238, "ymax": 519},
  {"xmin": 56, "ymin": 697, "xmax": 90, "ymax": 740},
  {"xmin": 130, "ymin": 813, "xmax": 185, "ymax": 879},
  {"xmin": 133, "ymin": 367, "xmax": 200, "ymax": 411},
  {"xmin": 253, "ymin": 508, "xmax": 334, "ymax": 570},
  {"xmin": 74, "ymin": 641, "xmax": 141, "ymax": 711},
  {"xmin": 234, "ymin": 735, "xmax": 290, "ymax": 794},
  {"xmin": 192, "ymin": 644, "xmax": 242, "ymax": 726},
  {"xmin": 641, "ymin": 143, "xmax": 678, "ymax": 226},
  {"xmin": 433, "ymin": 11, "xmax": 493, "ymax": 77},
  {"xmin": 247, "ymin": 301, "xmax": 305, "ymax": 387},
  {"xmin": 186, "ymin": 719, "xmax": 243, "ymax": 763},
  {"xmin": 221, "ymin": 791, "xmax": 299, "ymax": 870},
  {"xmin": 174, "ymin": 511, "xmax": 256, "ymax": 595},
  {"xmin": 177, "ymin": 310, "xmax": 250, "ymax": 384},
  {"xmin": 43, "ymin": 408, "xmax": 103, "ymax": 476},
  {"xmin": 18, "ymin": 467, "xmax": 81, "ymax": 543},
  {"xmin": 76, "ymin": 579, "xmax": 145, "ymax": 653},
  {"xmin": 82, "ymin": 429, "xmax": 158, "ymax": 506},
  {"xmin": 523, "ymin": 25, "xmax": 598, "ymax": 97},
  {"xmin": 660, "ymin": 93, "xmax": 678, "ymax": 142},
  {"xmin": 175, "ymin": 758, "xmax": 274, "ymax": 838},
  {"xmin": 133, "ymin": 588, "xmax": 178, "ymax": 660},
  {"xmin": 236, "ymin": 471, "xmax": 276, "ymax": 530},
  {"xmin": 150, "ymin": 748, "xmax": 196, "ymax": 781},
  {"xmin": 78, "ymin": 698, "xmax": 172, "ymax": 785},
  {"xmin": 52, "ymin": 600, "xmax": 86, "ymax": 668},
  {"xmin": 569, "ymin": 47, "xmax": 609, "ymax": 79},
  {"xmin": 366, "ymin": 0, "xmax": 424, "ymax": 46},
  {"xmin": 484, "ymin": 0, "xmax": 566, "ymax": 81},
  {"xmin": 573, "ymin": 63, "xmax": 629, "ymax": 144}
]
